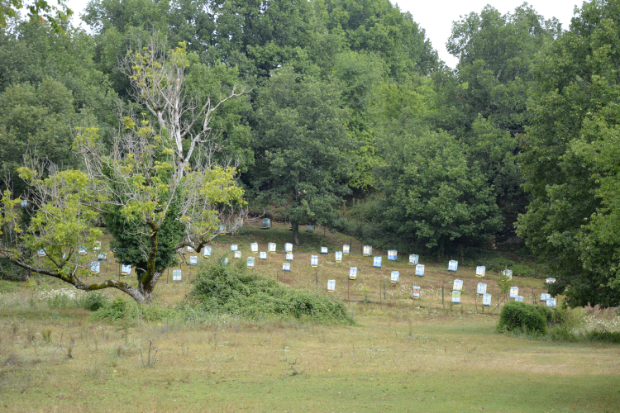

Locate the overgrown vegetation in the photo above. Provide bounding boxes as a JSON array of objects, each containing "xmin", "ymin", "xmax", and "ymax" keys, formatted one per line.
[{"xmin": 187, "ymin": 259, "xmax": 355, "ymax": 324}]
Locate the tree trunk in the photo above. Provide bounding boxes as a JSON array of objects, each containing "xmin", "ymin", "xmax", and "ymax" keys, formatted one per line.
[{"xmin": 293, "ymin": 223, "xmax": 300, "ymax": 246}]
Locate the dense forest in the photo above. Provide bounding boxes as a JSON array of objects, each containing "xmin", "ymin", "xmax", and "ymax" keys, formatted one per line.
[{"xmin": 1, "ymin": 0, "xmax": 620, "ymax": 307}]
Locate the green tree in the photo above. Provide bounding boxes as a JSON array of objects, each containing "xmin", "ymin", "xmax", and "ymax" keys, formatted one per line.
[
  {"xmin": 0, "ymin": 0, "xmax": 72, "ymax": 32},
  {"xmin": 378, "ymin": 127, "xmax": 502, "ymax": 257},
  {"xmin": 0, "ymin": 37, "xmax": 246, "ymax": 303},
  {"xmin": 433, "ymin": 4, "xmax": 560, "ymax": 240},
  {"xmin": 0, "ymin": 79, "xmax": 90, "ymax": 195},
  {"xmin": 249, "ymin": 66, "xmax": 351, "ymax": 244},
  {"xmin": 517, "ymin": 0, "xmax": 620, "ymax": 307},
  {"xmin": 323, "ymin": 0, "xmax": 437, "ymax": 79}
]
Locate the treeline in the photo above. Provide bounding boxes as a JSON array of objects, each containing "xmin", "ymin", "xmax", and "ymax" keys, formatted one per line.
[{"xmin": 1, "ymin": 0, "xmax": 620, "ymax": 307}]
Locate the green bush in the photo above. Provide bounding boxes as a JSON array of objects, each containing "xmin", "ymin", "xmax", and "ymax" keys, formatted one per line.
[
  {"xmin": 82, "ymin": 292, "xmax": 108, "ymax": 311},
  {"xmin": 188, "ymin": 259, "xmax": 355, "ymax": 324},
  {"xmin": 585, "ymin": 330, "xmax": 620, "ymax": 343},
  {"xmin": 91, "ymin": 297, "xmax": 173, "ymax": 322},
  {"xmin": 497, "ymin": 302, "xmax": 548, "ymax": 334}
]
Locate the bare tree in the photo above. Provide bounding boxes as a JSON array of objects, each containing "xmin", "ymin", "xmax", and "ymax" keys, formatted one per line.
[{"xmin": 0, "ymin": 33, "xmax": 246, "ymax": 303}]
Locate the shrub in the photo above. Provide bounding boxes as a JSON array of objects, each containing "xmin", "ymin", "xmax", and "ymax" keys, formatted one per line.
[
  {"xmin": 91, "ymin": 297, "xmax": 173, "ymax": 322},
  {"xmin": 82, "ymin": 292, "xmax": 108, "ymax": 311},
  {"xmin": 497, "ymin": 302, "xmax": 547, "ymax": 334},
  {"xmin": 585, "ymin": 330, "xmax": 620, "ymax": 343},
  {"xmin": 188, "ymin": 258, "xmax": 355, "ymax": 324}
]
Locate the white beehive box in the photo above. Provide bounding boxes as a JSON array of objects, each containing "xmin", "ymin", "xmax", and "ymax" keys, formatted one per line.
[
  {"xmin": 343, "ymin": 244, "xmax": 350, "ymax": 255},
  {"xmin": 38, "ymin": 249, "xmax": 46, "ymax": 257},
  {"xmin": 189, "ymin": 256, "xmax": 198, "ymax": 266},
  {"xmin": 187, "ymin": 246, "xmax": 195, "ymax": 253},
  {"xmin": 373, "ymin": 256, "xmax": 382, "ymax": 268},
  {"xmin": 483, "ymin": 293, "xmax": 492, "ymax": 306},
  {"xmin": 286, "ymin": 253, "xmax": 294, "ymax": 261},
  {"xmin": 546, "ymin": 298, "xmax": 557, "ymax": 307},
  {"xmin": 203, "ymin": 246, "xmax": 212, "ymax": 257},
  {"xmin": 363, "ymin": 245, "xmax": 372, "ymax": 256},
  {"xmin": 251, "ymin": 243, "xmax": 259, "ymax": 253},
  {"xmin": 282, "ymin": 263, "xmax": 291, "ymax": 272},
  {"xmin": 259, "ymin": 251, "xmax": 267, "ymax": 260},
  {"xmin": 515, "ymin": 296, "xmax": 524, "ymax": 302},
  {"xmin": 79, "ymin": 246, "xmax": 87, "ymax": 255},
  {"xmin": 546, "ymin": 278, "xmax": 556, "ymax": 284},
  {"xmin": 121, "ymin": 264, "xmax": 132, "ymax": 275},
  {"xmin": 452, "ymin": 290, "xmax": 462, "ymax": 303},
  {"xmin": 221, "ymin": 258, "xmax": 228, "ymax": 266},
  {"xmin": 390, "ymin": 271, "xmax": 399, "ymax": 283},
  {"xmin": 268, "ymin": 243, "xmax": 276, "ymax": 253},
  {"xmin": 477, "ymin": 283, "xmax": 487, "ymax": 295},
  {"xmin": 448, "ymin": 260, "xmax": 458, "ymax": 272},
  {"xmin": 327, "ymin": 279, "xmax": 335, "ymax": 292},
  {"xmin": 93, "ymin": 241, "xmax": 101, "ymax": 251},
  {"xmin": 98, "ymin": 252, "xmax": 107, "ymax": 261},
  {"xmin": 247, "ymin": 257, "xmax": 255, "ymax": 268},
  {"xmin": 411, "ymin": 286, "xmax": 421, "ymax": 299},
  {"xmin": 510, "ymin": 286, "xmax": 519, "ymax": 298},
  {"xmin": 409, "ymin": 254, "xmax": 419, "ymax": 265},
  {"xmin": 90, "ymin": 261, "xmax": 100, "ymax": 274},
  {"xmin": 321, "ymin": 247, "xmax": 328, "ymax": 254},
  {"xmin": 306, "ymin": 225, "xmax": 314, "ymax": 232},
  {"xmin": 285, "ymin": 243, "xmax": 293, "ymax": 253},
  {"xmin": 503, "ymin": 269, "xmax": 513, "ymax": 279},
  {"xmin": 453, "ymin": 279, "xmax": 463, "ymax": 291},
  {"xmin": 388, "ymin": 250, "xmax": 397, "ymax": 261},
  {"xmin": 231, "ymin": 244, "xmax": 238, "ymax": 252},
  {"xmin": 349, "ymin": 267, "xmax": 357, "ymax": 280},
  {"xmin": 235, "ymin": 217, "xmax": 243, "ymax": 227},
  {"xmin": 540, "ymin": 293, "xmax": 550, "ymax": 301},
  {"xmin": 476, "ymin": 266, "xmax": 486, "ymax": 277},
  {"xmin": 415, "ymin": 264, "xmax": 425, "ymax": 276},
  {"xmin": 262, "ymin": 218, "xmax": 271, "ymax": 229},
  {"xmin": 335, "ymin": 251, "xmax": 342, "ymax": 263},
  {"xmin": 219, "ymin": 225, "xmax": 226, "ymax": 235},
  {"xmin": 234, "ymin": 251, "xmax": 242, "ymax": 259},
  {"xmin": 173, "ymin": 269, "xmax": 182, "ymax": 281},
  {"xmin": 311, "ymin": 255, "xmax": 318, "ymax": 267}
]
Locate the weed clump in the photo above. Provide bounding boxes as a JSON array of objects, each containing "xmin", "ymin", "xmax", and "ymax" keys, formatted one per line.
[
  {"xmin": 91, "ymin": 297, "xmax": 173, "ymax": 322},
  {"xmin": 187, "ymin": 260, "xmax": 354, "ymax": 324},
  {"xmin": 82, "ymin": 292, "xmax": 108, "ymax": 311},
  {"xmin": 497, "ymin": 302, "xmax": 548, "ymax": 334}
]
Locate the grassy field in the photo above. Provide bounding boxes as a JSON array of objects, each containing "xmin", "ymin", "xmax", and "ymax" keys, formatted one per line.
[{"xmin": 1, "ymin": 222, "xmax": 619, "ymax": 412}]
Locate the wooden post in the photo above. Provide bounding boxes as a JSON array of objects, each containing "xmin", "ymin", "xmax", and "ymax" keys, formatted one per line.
[
  {"xmin": 442, "ymin": 285, "xmax": 444, "ymax": 309},
  {"xmin": 348, "ymin": 276, "xmax": 350, "ymax": 303},
  {"xmin": 475, "ymin": 294, "xmax": 478, "ymax": 312},
  {"xmin": 167, "ymin": 267, "xmax": 169, "ymax": 284},
  {"xmin": 315, "ymin": 268, "xmax": 318, "ymax": 285}
]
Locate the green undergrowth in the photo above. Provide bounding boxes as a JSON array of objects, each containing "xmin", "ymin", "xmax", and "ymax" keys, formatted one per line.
[
  {"xmin": 186, "ymin": 258, "xmax": 355, "ymax": 324},
  {"xmin": 497, "ymin": 301, "xmax": 620, "ymax": 343},
  {"xmin": 91, "ymin": 296, "xmax": 175, "ymax": 322}
]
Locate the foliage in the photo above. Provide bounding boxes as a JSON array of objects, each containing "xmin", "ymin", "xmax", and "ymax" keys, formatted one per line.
[
  {"xmin": 248, "ymin": 66, "xmax": 352, "ymax": 244},
  {"xmin": 0, "ymin": 0, "xmax": 72, "ymax": 32},
  {"xmin": 497, "ymin": 302, "xmax": 548, "ymax": 334},
  {"xmin": 188, "ymin": 259, "xmax": 355, "ymax": 324},
  {"xmin": 378, "ymin": 126, "xmax": 502, "ymax": 256},
  {"xmin": 0, "ymin": 34, "xmax": 246, "ymax": 304},
  {"xmin": 91, "ymin": 297, "xmax": 174, "ymax": 321},
  {"xmin": 517, "ymin": 0, "xmax": 620, "ymax": 308},
  {"xmin": 82, "ymin": 291, "xmax": 109, "ymax": 311}
]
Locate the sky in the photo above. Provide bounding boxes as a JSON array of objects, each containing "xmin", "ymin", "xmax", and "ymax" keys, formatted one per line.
[{"xmin": 65, "ymin": 0, "xmax": 585, "ymax": 68}]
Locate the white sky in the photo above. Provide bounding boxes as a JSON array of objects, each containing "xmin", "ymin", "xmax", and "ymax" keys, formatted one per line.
[{"xmin": 65, "ymin": 0, "xmax": 585, "ymax": 68}]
